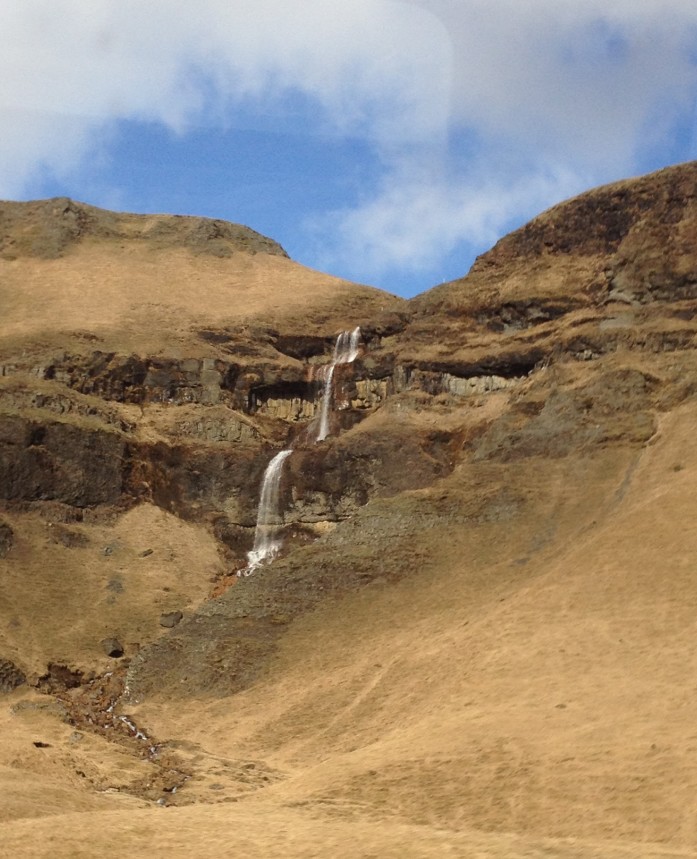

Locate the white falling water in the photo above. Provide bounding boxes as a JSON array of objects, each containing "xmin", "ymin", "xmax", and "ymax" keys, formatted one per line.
[
  {"xmin": 242, "ymin": 449, "xmax": 292, "ymax": 574},
  {"xmin": 240, "ymin": 327, "xmax": 361, "ymax": 575},
  {"xmin": 316, "ymin": 326, "xmax": 361, "ymax": 442}
]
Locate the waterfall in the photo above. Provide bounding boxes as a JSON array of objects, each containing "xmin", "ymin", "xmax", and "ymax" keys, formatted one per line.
[
  {"xmin": 242, "ymin": 449, "xmax": 292, "ymax": 574},
  {"xmin": 316, "ymin": 326, "xmax": 361, "ymax": 442},
  {"xmin": 240, "ymin": 327, "xmax": 361, "ymax": 576}
]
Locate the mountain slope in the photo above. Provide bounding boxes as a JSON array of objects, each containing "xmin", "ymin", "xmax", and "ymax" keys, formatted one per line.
[{"xmin": 2, "ymin": 165, "xmax": 697, "ymax": 857}]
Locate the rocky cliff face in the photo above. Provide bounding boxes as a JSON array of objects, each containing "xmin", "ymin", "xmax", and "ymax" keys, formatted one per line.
[{"xmin": 3, "ymin": 165, "xmax": 697, "ymax": 841}]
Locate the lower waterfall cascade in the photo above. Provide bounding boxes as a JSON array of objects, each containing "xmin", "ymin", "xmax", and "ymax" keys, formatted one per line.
[{"xmin": 243, "ymin": 449, "xmax": 293, "ymax": 573}]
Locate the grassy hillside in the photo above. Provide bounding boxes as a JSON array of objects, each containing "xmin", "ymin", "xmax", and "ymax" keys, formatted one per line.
[{"xmin": 2, "ymin": 167, "xmax": 697, "ymax": 857}]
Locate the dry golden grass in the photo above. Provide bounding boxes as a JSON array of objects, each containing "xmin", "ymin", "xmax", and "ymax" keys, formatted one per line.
[
  {"xmin": 146, "ymin": 405, "xmax": 694, "ymax": 853},
  {"xmin": 0, "ymin": 241, "xmax": 401, "ymax": 359},
  {"xmin": 3, "ymin": 402, "xmax": 695, "ymax": 856},
  {"xmin": 0, "ymin": 504, "xmax": 224, "ymax": 679},
  {"xmin": 2, "ymin": 802, "xmax": 693, "ymax": 858}
]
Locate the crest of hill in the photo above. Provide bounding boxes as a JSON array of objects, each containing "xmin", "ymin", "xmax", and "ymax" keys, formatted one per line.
[
  {"xmin": 0, "ymin": 197, "xmax": 289, "ymax": 260},
  {"xmin": 412, "ymin": 159, "xmax": 697, "ymax": 318},
  {"xmin": 388, "ymin": 160, "xmax": 697, "ymax": 371}
]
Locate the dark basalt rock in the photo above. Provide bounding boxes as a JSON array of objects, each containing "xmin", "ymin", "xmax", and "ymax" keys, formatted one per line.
[
  {"xmin": 0, "ymin": 415, "xmax": 125, "ymax": 507},
  {"xmin": 0, "ymin": 658, "xmax": 25, "ymax": 692},
  {"xmin": 100, "ymin": 637, "xmax": 124, "ymax": 658},
  {"xmin": 160, "ymin": 611, "xmax": 183, "ymax": 629},
  {"xmin": 272, "ymin": 334, "xmax": 330, "ymax": 360},
  {"xmin": 0, "ymin": 519, "xmax": 13, "ymax": 557},
  {"xmin": 37, "ymin": 663, "xmax": 84, "ymax": 693}
]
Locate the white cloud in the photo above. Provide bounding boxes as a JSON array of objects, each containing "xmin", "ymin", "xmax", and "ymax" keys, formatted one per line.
[
  {"xmin": 426, "ymin": 0, "xmax": 697, "ymax": 169},
  {"xmin": 0, "ymin": 0, "xmax": 450, "ymax": 198},
  {"xmin": 316, "ymin": 0, "xmax": 697, "ymax": 279},
  {"xmin": 1, "ymin": 0, "xmax": 696, "ymax": 278},
  {"xmin": 313, "ymin": 155, "xmax": 586, "ymax": 280}
]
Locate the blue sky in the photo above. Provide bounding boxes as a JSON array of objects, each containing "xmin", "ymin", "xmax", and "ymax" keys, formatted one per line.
[{"xmin": 3, "ymin": 1, "xmax": 697, "ymax": 298}]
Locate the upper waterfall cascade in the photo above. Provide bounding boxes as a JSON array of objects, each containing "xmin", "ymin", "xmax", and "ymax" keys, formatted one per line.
[{"xmin": 315, "ymin": 327, "xmax": 361, "ymax": 442}]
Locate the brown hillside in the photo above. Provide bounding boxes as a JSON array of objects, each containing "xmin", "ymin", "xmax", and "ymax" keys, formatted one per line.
[
  {"xmin": 2, "ymin": 165, "xmax": 697, "ymax": 857},
  {"xmin": 0, "ymin": 197, "xmax": 401, "ymax": 359}
]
